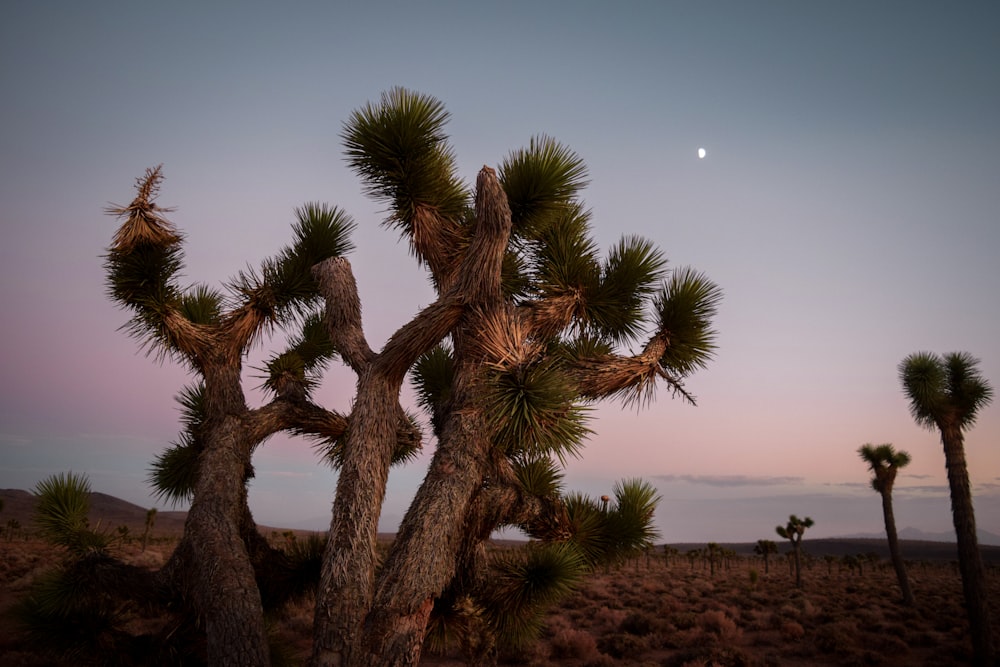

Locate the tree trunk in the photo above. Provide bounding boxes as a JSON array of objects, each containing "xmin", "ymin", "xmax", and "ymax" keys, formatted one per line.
[
  {"xmin": 879, "ymin": 489, "xmax": 914, "ymax": 606},
  {"xmin": 343, "ymin": 167, "xmax": 513, "ymax": 667},
  {"xmin": 183, "ymin": 419, "xmax": 270, "ymax": 667},
  {"xmin": 360, "ymin": 410, "xmax": 491, "ymax": 667},
  {"xmin": 309, "ymin": 257, "xmax": 463, "ymax": 667},
  {"xmin": 312, "ymin": 374, "xmax": 399, "ymax": 667},
  {"xmin": 941, "ymin": 424, "xmax": 994, "ymax": 666}
]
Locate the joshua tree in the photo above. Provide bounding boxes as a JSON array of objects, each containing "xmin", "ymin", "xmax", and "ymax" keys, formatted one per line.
[
  {"xmin": 899, "ymin": 351, "xmax": 994, "ymax": 665},
  {"xmin": 141, "ymin": 508, "xmax": 157, "ymax": 552},
  {"xmin": 753, "ymin": 538, "xmax": 778, "ymax": 575},
  {"xmin": 776, "ymin": 515, "xmax": 813, "ymax": 588},
  {"xmin": 706, "ymin": 542, "xmax": 722, "ymax": 577},
  {"xmin": 308, "ymin": 89, "xmax": 718, "ymax": 667},
  {"xmin": 105, "ymin": 165, "xmax": 385, "ymax": 665},
  {"xmin": 104, "ymin": 88, "xmax": 719, "ymax": 667},
  {"xmin": 858, "ymin": 442, "xmax": 914, "ymax": 605}
]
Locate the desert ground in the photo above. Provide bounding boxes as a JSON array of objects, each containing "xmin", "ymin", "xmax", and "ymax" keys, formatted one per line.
[{"xmin": 2, "ymin": 489, "xmax": 999, "ymax": 666}]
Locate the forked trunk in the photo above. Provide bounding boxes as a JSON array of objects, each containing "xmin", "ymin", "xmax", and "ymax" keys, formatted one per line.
[
  {"xmin": 879, "ymin": 489, "xmax": 914, "ymax": 606},
  {"xmin": 941, "ymin": 424, "xmax": 994, "ymax": 666},
  {"xmin": 359, "ymin": 409, "xmax": 491, "ymax": 666}
]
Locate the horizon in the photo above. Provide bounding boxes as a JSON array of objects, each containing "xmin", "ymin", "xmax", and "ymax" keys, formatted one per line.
[{"xmin": 2, "ymin": 3, "xmax": 999, "ymax": 545}]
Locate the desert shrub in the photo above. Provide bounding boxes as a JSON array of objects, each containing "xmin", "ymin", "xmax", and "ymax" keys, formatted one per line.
[
  {"xmin": 672, "ymin": 611, "xmax": 699, "ymax": 630},
  {"xmin": 548, "ymin": 628, "xmax": 599, "ymax": 660},
  {"xmin": 779, "ymin": 620, "xmax": 805, "ymax": 639},
  {"xmin": 618, "ymin": 610, "xmax": 655, "ymax": 636},
  {"xmin": 663, "ymin": 645, "xmax": 754, "ymax": 667},
  {"xmin": 581, "ymin": 655, "xmax": 616, "ymax": 667},
  {"xmin": 813, "ymin": 620, "xmax": 858, "ymax": 654},
  {"xmin": 591, "ymin": 605, "xmax": 627, "ymax": 631},
  {"xmin": 597, "ymin": 631, "xmax": 648, "ymax": 659},
  {"xmin": 698, "ymin": 609, "xmax": 742, "ymax": 641}
]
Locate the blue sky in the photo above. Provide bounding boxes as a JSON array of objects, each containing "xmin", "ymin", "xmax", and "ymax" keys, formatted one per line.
[{"xmin": 2, "ymin": 2, "xmax": 999, "ymax": 543}]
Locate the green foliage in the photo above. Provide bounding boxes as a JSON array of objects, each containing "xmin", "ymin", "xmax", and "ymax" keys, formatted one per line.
[
  {"xmin": 482, "ymin": 358, "xmax": 592, "ymax": 461},
  {"xmin": 589, "ymin": 235, "xmax": 666, "ymax": 344},
  {"xmin": 232, "ymin": 203, "xmax": 357, "ymax": 330},
  {"xmin": 900, "ymin": 351, "xmax": 993, "ymax": 430},
  {"xmin": 148, "ymin": 383, "xmax": 206, "ymax": 505},
  {"xmin": 556, "ymin": 479, "xmax": 661, "ymax": 567},
  {"xmin": 513, "ymin": 456, "xmax": 565, "ymax": 499},
  {"xmin": 411, "ymin": 344, "xmax": 455, "ymax": 433},
  {"xmin": 148, "ymin": 439, "xmax": 199, "ymax": 506},
  {"xmin": 654, "ymin": 266, "xmax": 724, "ymax": 376},
  {"xmin": 482, "ymin": 542, "xmax": 587, "ymax": 649},
  {"xmin": 13, "ymin": 566, "xmax": 123, "ymax": 658},
  {"xmin": 33, "ymin": 472, "xmax": 114, "ymax": 555},
  {"xmin": 342, "ymin": 86, "xmax": 468, "ymax": 233},
  {"xmin": 858, "ymin": 442, "xmax": 911, "ymax": 494},
  {"xmin": 260, "ymin": 311, "xmax": 337, "ymax": 395},
  {"xmin": 501, "ymin": 135, "xmax": 588, "ymax": 245},
  {"xmin": 605, "ymin": 478, "xmax": 662, "ymax": 561}
]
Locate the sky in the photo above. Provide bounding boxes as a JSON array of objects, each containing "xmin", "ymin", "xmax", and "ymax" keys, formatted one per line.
[{"xmin": 2, "ymin": 1, "xmax": 999, "ymax": 544}]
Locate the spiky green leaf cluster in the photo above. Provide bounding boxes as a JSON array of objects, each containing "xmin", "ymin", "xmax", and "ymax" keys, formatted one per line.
[
  {"xmin": 654, "ymin": 266, "xmax": 723, "ymax": 375},
  {"xmin": 33, "ymin": 472, "xmax": 114, "ymax": 555},
  {"xmin": 105, "ymin": 238, "xmax": 187, "ymax": 359},
  {"xmin": 513, "ymin": 456, "xmax": 565, "ymax": 499},
  {"xmin": 899, "ymin": 351, "xmax": 993, "ymax": 430},
  {"xmin": 604, "ymin": 478, "xmax": 661, "ymax": 558},
  {"xmin": 481, "ymin": 542, "xmax": 587, "ymax": 649},
  {"xmin": 858, "ymin": 442, "xmax": 911, "ymax": 494},
  {"xmin": 588, "ymin": 236, "xmax": 666, "ymax": 343},
  {"xmin": 501, "ymin": 135, "xmax": 588, "ymax": 240},
  {"xmin": 230, "ymin": 203, "xmax": 356, "ymax": 335},
  {"xmin": 261, "ymin": 312, "xmax": 337, "ymax": 395},
  {"xmin": 342, "ymin": 87, "xmax": 468, "ymax": 232},
  {"xmin": 148, "ymin": 383, "xmax": 205, "ymax": 505},
  {"xmin": 411, "ymin": 344, "xmax": 455, "ymax": 435},
  {"xmin": 481, "ymin": 360, "xmax": 592, "ymax": 462}
]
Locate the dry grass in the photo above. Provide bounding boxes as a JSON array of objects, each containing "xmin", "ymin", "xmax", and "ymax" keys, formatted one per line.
[{"xmin": 2, "ymin": 532, "xmax": 998, "ymax": 666}]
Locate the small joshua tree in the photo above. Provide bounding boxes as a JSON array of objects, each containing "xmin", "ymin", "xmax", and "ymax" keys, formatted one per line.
[
  {"xmin": 754, "ymin": 538, "xmax": 778, "ymax": 575},
  {"xmin": 776, "ymin": 515, "xmax": 813, "ymax": 588},
  {"xmin": 141, "ymin": 507, "xmax": 157, "ymax": 552},
  {"xmin": 858, "ymin": 442, "xmax": 914, "ymax": 605}
]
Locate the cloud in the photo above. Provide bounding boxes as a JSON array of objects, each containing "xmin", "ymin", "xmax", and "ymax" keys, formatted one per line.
[
  {"xmin": 894, "ymin": 484, "xmax": 950, "ymax": 496},
  {"xmin": 827, "ymin": 481, "xmax": 870, "ymax": 491},
  {"xmin": 654, "ymin": 474, "xmax": 804, "ymax": 488}
]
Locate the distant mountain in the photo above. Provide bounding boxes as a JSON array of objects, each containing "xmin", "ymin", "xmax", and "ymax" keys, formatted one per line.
[
  {"xmin": 839, "ymin": 526, "xmax": 1000, "ymax": 547},
  {"xmin": 0, "ymin": 488, "xmax": 188, "ymax": 536}
]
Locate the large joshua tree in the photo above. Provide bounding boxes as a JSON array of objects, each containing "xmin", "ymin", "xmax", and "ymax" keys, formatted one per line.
[
  {"xmin": 776, "ymin": 515, "xmax": 813, "ymax": 588},
  {"xmin": 858, "ymin": 442, "xmax": 914, "ymax": 606},
  {"xmin": 900, "ymin": 351, "xmax": 994, "ymax": 665},
  {"xmin": 308, "ymin": 88, "xmax": 720, "ymax": 667},
  {"xmin": 104, "ymin": 88, "xmax": 720, "ymax": 667}
]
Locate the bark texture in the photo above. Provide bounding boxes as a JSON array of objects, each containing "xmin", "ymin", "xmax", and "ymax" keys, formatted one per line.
[
  {"xmin": 310, "ymin": 257, "xmax": 465, "ymax": 667},
  {"xmin": 350, "ymin": 167, "xmax": 513, "ymax": 667},
  {"xmin": 941, "ymin": 424, "xmax": 994, "ymax": 666},
  {"xmin": 879, "ymin": 488, "xmax": 914, "ymax": 606}
]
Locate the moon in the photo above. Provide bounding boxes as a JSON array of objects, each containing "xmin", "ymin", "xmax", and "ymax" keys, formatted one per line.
[{"xmin": 697, "ymin": 147, "xmax": 707, "ymax": 159}]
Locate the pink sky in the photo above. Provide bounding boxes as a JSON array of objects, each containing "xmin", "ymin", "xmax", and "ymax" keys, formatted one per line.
[{"xmin": 2, "ymin": 2, "xmax": 998, "ymax": 543}]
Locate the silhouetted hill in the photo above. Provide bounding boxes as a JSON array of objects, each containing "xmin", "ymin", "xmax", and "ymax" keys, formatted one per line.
[{"xmin": 0, "ymin": 488, "xmax": 187, "ymax": 536}]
